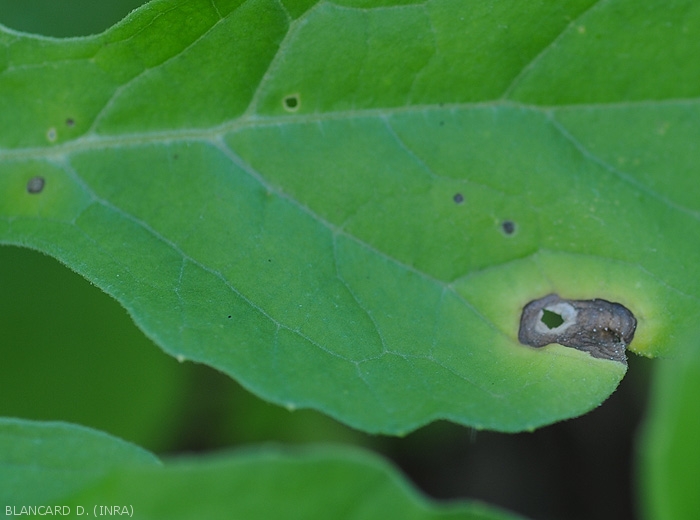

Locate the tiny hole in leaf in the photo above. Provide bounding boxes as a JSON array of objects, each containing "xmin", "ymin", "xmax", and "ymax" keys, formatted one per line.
[
  {"xmin": 283, "ymin": 94, "xmax": 300, "ymax": 112},
  {"xmin": 453, "ymin": 193, "xmax": 464, "ymax": 204},
  {"xmin": 227, "ymin": 315, "xmax": 232, "ymax": 319},
  {"xmin": 66, "ymin": 118, "xmax": 75, "ymax": 127},
  {"xmin": 46, "ymin": 128, "xmax": 57, "ymax": 142},
  {"xmin": 27, "ymin": 176, "xmax": 45, "ymax": 194},
  {"xmin": 541, "ymin": 309, "xmax": 564, "ymax": 329},
  {"xmin": 501, "ymin": 220, "xmax": 516, "ymax": 235}
]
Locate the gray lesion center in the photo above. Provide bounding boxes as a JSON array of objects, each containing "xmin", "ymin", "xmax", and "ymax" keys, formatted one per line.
[
  {"xmin": 535, "ymin": 302, "xmax": 576, "ymax": 334},
  {"xmin": 519, "ymin": 293, "xmax": 637, "ymax": 364},
  {"xmin": 26, "ymin": 176, "xmax": 45, "ymax": 194}
]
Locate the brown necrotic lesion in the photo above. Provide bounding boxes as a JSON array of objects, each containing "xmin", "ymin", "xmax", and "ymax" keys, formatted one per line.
[{"xmin": 518, "ymin": 293, "xmax": 637, "ymax": 364}]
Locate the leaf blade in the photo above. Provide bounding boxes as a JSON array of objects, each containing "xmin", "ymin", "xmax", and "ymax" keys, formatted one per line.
[
  {"xmin": 0, "ymin": 418, "xmax": 523, "ymax": 520},
  {"xmin": 2, "ymin": 0, "xmax": 698, "ymax": 433}
]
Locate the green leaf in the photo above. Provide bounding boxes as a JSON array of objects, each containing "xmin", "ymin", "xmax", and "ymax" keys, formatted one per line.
[
  {"xmin": 0, "ymin": 418, "xmax": 159, "ymax": 505},
  {"xmin": 639, "ymin": 330, "xmax": 700, "ymax": 520},
  {"xmin": 0, "ymin": 245, "xmax": 186, "ymax": 452},
  {"xmin": 0, "ymin": 0, "xmax": 146, "ymax": 38},
  {"xmin": 1, "ymin": 418, "xmax": 522, "ymax": 520},
  {"xmin": 2, "ymin": 0, "xmax": 698, "ymax": 433},
  {"xmin": 75, "ymin": 449, "xmax": 522, "ymax": 520}
]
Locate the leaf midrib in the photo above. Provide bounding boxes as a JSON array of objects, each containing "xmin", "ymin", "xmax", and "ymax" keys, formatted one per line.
[
  {"xmin": 3, "ymin": 96, "xmax": 700, "ymax": 160},
  {"xmin": 2, "ymin": 97, "xmax": 699, "ymax": 313}
]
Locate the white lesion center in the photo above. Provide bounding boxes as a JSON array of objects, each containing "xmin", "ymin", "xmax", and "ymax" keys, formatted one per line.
[{"xmin": 534, "ymin": 302, "xmax": 577, "ymax": 334}]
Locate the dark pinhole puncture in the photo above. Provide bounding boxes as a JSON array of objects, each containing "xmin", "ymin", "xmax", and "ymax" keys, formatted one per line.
[
  {"xmin": 27, "ymin": 176, "xmax": 45, "ymax": 194},
  {"xmin": 283, "ymin": 94, "xmax": 300, "ymax": 111},
  {"xmin": 518, "ymin": 293, "xmax": 637, "ymax": 364}
]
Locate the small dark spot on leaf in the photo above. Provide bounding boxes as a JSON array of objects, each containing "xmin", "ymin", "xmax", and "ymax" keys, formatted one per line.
[
  {"xmin": 518, "ymin": 293, "xmax": 637, "ymax": 364},
  {"xmin": 283, "ymin": 94, "xmax": 300, "ymax": 112},
  {"xmin": 268, "ymin": 259, "xmax": 272, "ymax": 263},
  {"xmin": 501, "ymin": 220, "xmax": 515, "ymax": 235},
  {"xmin": 173, "ymin": 154, "xmax": 179, "ymax": 159},
  {"xmin": 228, "ymin": 315, "xmax": 232, "ymax": 319},
  {"xmin": 439, "ymin": 121, "xmax": 445, "ymax": 126},
  {"xmin": 453, "ymin": 193, "xmax": 464, "ymax": 204},
  {"xmin": 65, "ymin": 118, "xmax": 75, "ymax": 127},
  {"xmin": 27, "ymin": 176, "xmax": 45, "ymax": 194}
]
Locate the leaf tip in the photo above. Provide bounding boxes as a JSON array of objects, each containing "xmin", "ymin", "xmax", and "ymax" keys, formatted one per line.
[{"xmin": 518, "ymin": 293, "xmax": 637, "ymax": 364}]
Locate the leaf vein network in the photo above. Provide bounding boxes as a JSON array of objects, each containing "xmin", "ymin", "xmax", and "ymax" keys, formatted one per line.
[{"xmin": 500, "ymin": 0, "xmax": 606, "ymax": 99}]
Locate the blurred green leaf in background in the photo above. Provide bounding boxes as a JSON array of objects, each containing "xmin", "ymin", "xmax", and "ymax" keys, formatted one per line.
[
  {"xmin": 641, "ymin": 327, "xmax": 700, "ymax": 520},
  {"xmin": 0, "ymin": 0, "xmax": 146, "ymax": 37},
  {"xmin": 0, "ymin": 420, "xmax": 521, "ymax": 520}
]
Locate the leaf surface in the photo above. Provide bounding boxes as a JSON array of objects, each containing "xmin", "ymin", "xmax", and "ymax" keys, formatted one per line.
[
  {"xmin": 1, "ymin": 0, "xmax": 699, "ymax": 433},
  {"xmin": 0, "ymin": 418, "xmax": 159, "ymax": 505},
  {"xmin": 639, "ymin": 332, "xmax": 700, "ymax": 520},
  {"xmin": 0, "ymin": 419, "xmax": 522, "ymax": 520},
  {"xmin": 0, "ymin": 246, "xmax": 186, "ymax": 452}
]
